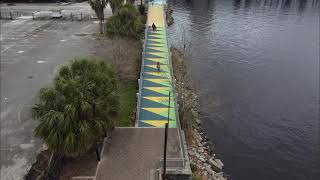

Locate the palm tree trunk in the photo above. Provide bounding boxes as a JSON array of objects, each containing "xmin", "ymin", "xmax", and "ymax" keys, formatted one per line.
[
  {"xmin": 95, "ymin": 144, "xmax": 101, "ymax": 161},
  {"xmin": 100, "ymin": 20, "xmax": 103, "ymax": 34},
  {"xmin": 99, "ymin": 6, "xmax": 104, "ymax": 34}
]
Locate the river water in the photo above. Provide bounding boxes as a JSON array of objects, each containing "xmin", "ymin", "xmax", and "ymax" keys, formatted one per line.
[{"xmin": 168, "ymin": 0, "xmax": 319, "ymax": 179}]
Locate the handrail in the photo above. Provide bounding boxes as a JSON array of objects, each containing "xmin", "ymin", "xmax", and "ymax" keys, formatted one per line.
[
  {"xmin": 158, "ymin": 158, "xmax": 185, "ymax": 169},
  {"xmin": 138, "ymin": 2, "xmax": 190, "ymax": 170},
  {"xmin": 136, "ymin": 25, "xmax": 148, "ymax": 126},
  {"xmin": 162, "ymin": 5, "xmax": 188, "ymax": 168}
]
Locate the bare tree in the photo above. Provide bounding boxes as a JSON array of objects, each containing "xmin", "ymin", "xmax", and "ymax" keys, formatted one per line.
[
  {"xmin": 170, "ymin": 25, "xmax": 198, "ymax": 138},
  {"xmin": 178, "ymin": 25, "xmax": 193, "ymax": 59}
]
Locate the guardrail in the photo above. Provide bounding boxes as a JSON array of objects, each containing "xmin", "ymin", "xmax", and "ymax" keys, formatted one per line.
[
  {"xmin": 156, "ymin": 4, "xmax": 190, "ymax": 171},
  {"xmin": 136, "ymin": 25, "xmax": 148, "ymax": 127},
  {"xmin": 0, "ymin": 10, "xmax": 106, "ymax": 21},
  {"xmin": 137, "ymin": 2, "xmax": 190, "ymax": 172}
]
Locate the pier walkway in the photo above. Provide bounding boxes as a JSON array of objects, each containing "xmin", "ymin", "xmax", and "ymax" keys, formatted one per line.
[
  {"xmin": 95, "ymin": 2, "xmax": 191, "ymax": 180},
  {"xmin": 137, "ymin": 3, "xmax": 177, "ymax": 128}
]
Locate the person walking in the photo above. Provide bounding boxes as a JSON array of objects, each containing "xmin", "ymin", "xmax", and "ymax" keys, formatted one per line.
[
  {"xmin": 156, "ymin": 62, "xmax": 160, "ymax": 72},
  {"xmin": 152, "ymin": 23, "xmax": 157, "ymax": 31}
]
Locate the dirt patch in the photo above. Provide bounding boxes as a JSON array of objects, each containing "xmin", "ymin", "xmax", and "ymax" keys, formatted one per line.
[
  {"xmin": 25, "ymin": 150, "xmax": 52, "ymax": 180},
  {"xmin": 58, "ymin": 146, "xmax": 101, "ymax": 180}
]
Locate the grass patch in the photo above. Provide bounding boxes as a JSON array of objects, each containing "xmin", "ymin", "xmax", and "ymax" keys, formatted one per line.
[
  {"xmin": 116, "ymin": 81, "xmax": 137, "ymax": 127},
  {"xmin": 192, "ymin": 175, "xmax": 204, "ymax": 180}
]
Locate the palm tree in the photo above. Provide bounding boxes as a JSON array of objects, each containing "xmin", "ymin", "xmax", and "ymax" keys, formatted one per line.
[
  {"xmin": 109, "ymin": 0, "xmax": 124, "ymax": 14},
  {"xmin": 32, "ymin": 58, "xmax": 118, "ymax": 157},
  {"xmin": 89, "ymin": 0, "xmax": 108, "ymax": 34},
  {"xmin": 106, "ymin": 4, "xmax": 143, "ymax": 39}
]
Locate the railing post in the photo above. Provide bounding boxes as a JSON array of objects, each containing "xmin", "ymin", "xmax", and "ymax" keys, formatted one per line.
[
  {"xmin": 162, "ymin": 123, "xmax": 169, "ymax": 180},
  {"xmin": 95, "ymin": 146, "xmax": 100, "ymax": 161}
]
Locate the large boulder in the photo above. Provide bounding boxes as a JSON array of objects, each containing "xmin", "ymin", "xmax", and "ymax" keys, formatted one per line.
[{"xmin": 209, "ymin": 158, "xmax": 223, "ymax": 172}]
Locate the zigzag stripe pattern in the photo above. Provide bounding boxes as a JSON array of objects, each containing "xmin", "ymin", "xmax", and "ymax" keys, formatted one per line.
[{"xmin": 138, "ymin": 4, "xmax": 177, "ymax": 128}]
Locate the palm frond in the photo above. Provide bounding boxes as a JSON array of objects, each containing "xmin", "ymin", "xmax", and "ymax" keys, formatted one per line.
[{"xmin": 33, "ymin": 58, "xmax": 118, "ymax": 156}]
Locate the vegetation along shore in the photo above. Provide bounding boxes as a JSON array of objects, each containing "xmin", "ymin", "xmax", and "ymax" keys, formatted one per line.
[
  {"xmin": 172, "ymin": 48, "xmax": 227, "ymax": 180},
  {"xmin": 14, "ymin": 1, "xmax": 225, "ymax": 179}
]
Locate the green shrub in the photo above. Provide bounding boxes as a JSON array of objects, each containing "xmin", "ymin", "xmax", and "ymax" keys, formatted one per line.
[
  {"xmin": 32, "ymin": 58, "xmax": 118, "ymax": 156},
  {"xmin": 190, "ymin": 163, "xmax": 198, "ymax": 172},
  {"xmin": 106, "ymin": 4, "xmax": 144, "ymax": 39}
]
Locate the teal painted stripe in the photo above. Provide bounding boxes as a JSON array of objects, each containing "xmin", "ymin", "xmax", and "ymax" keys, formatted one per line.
[{"xmin": 138, "ymin": 4, "xmax": 178, "ymax": 128}]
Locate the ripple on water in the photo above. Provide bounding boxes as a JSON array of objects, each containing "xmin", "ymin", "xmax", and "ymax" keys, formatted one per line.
[{"xmin": 169, "ymin": 0, "xmax": 320, "ymax": 180}]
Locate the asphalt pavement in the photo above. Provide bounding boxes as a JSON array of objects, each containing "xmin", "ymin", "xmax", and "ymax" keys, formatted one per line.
[{"xmin": 0, "ymin": 18, "xmax": 99, "ymax": 179}]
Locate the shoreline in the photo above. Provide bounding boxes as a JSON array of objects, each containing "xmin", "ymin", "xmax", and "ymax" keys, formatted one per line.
[
  {"xmin": 171, "ymin": 48, "xmax": 227, "ymax": 180},
  {"xmin": 165, "ymin": 2, "xmax": 174, "ymax": 26}
]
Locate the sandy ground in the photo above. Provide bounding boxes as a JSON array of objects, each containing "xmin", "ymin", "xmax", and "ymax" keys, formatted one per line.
[{"xmin": 0, "ymin": 18, "xmax": 113, "ymax": 180}]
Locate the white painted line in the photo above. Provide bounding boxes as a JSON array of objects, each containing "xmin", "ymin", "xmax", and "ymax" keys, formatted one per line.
[
  {"xmin": 17, "ymin": 16, "xmax": 33, "ymax": 20},
  {"xmin": 17, "ymin": 51, "xmax": 24, "ymax": 53},
  {"xmin": 19, "ymin": 143, "xmax": 34, "ymax": 149},
  {"xmin": 60, "ymin": 39, "xmax": 66, "ymax": 42},
  {"xmin": 36, "ymin": 60, "xmax": 46, "ymax": 64}
]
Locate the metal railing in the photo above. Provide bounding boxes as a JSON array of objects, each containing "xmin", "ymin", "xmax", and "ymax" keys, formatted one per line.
[
  {"xmin": 158, "ymin": 158, "xmax": 185, "ymax": 169},
  {"xmin": 162, "ymin": 4, "xmax": 189, "ymax": 169},
  {"xmin": 137, "ymin": 2, "xmax": 190, "ymax": 172},
  {"xmin": 136, "ymin": 23, "xmax": 149, "ymax": 127},
  {"xmin": 0, "ymin": 9, "xmax": 106, "ymax": 21}
]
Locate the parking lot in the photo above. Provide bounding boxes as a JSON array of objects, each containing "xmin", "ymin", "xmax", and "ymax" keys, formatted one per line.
[{"xmin": 0, "ymin": 3, "xmax": 112, "ymax": 178}]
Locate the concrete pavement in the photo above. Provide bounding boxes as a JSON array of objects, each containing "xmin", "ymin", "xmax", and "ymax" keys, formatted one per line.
[
  {"xmin": 0, "ymin": 19, "xmax": 99, "ymax": 180},
  {"xmin": 95, "ymin": 128, "xmax": 182, "ymax": 180}
]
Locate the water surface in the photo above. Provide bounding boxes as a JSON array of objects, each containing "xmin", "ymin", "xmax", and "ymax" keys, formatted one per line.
[{"xmin": 168, "ymin": 0, "xmax": 319, "ymax": 179}]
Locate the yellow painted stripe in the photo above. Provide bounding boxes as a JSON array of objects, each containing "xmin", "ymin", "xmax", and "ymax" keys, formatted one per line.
[
  {"xmin": 143, "ymin": 96, "xmax": 170, "ymax": 102},
  {"xmin": 144, "ymin": 87, "xmax": 170, "ymax": 91},
  {"xmin": 147, "ymin": 46, "xmax": 166, "ymax": 52},
  {"xmin": 147, "ymin": 52, "xmax": 167, "ymax": 58},
  {"xmin": 145, "ymin": 79, "xmax": 170, "ymax": 83},
  {"xmin": 144, "ymin": 72, "xmax": 170, "ymax": 78},
  {"xmin": 143, "ymin": 108, "xmax": 168, "ymax": 114},
  {"xmin": 145, "ymin": 64, "xmax": 168, "ymax": 69},
  {"xmin": 141, "ymin": 120, "xmax": 169, "ymax": 127},
  {"xmin": 145, "ymin": 58, "xmax": 167, "ymax": 62}
]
